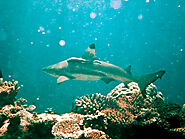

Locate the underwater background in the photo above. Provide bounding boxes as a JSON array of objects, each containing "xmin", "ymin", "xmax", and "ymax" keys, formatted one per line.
[{"xmin": 0, "ymin": 0, "xmax": 184, "ymax": 114}]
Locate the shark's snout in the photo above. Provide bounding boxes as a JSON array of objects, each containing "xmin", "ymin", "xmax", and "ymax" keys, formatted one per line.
[
  {"xmin": 42, "ymin": 66, "xmax": 52, "ymax": 74},
  {"xmin": 42, "ymin": 66, "xmax": 59, "ymax": 77}
]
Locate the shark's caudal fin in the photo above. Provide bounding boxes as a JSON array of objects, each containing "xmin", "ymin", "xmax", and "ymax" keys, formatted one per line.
[
  {"xmin": 136, "ymin": 70, "xmax": 165, "ymax": 92},
  {"xmin": 82, "ymin": 43, "xmax": 99, "ymax": 61}
]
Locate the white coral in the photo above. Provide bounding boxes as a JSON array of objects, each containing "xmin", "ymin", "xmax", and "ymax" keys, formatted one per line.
[{"xmin": 107, "ymin": 82, "xmax": 140, "ymax": 99}]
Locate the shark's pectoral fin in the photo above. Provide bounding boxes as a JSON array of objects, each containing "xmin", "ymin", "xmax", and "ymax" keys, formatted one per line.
[
  {"xmin": 82, "ymin": 43, "xmax": 99, "ymax": 61},
  {"xmin": 101, "ymin": 77, "xmax": 115, "ymax": 84},
  {"xmin": 57, "ymin": 76, "xmax": 70, "ymax": 83}
]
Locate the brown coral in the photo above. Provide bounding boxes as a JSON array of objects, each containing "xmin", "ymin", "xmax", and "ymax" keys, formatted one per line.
[
  {"xmin": 100, "ymin": 82, "xmax": 164, "ymax": 131},
  {"xmin": 51, "ymin": 112, "xmax": 110, "ymax": 139},
  {"xmin": 101, "ymin": 108, "xmax": 134, "ymax": 125},
  {"xmin": 73, "ymin": 93, "xmax": 109, "ymax": 115},
  {"xmin": 0, "ymin": 79, "xmax": 20, "ymax": 107},
  {"xmin": 52, "ymin": 113, "xmax": 85, "ymax": 138},
  {"xmin": 0, "ymin": 79, "xmax": 184, "ymax": 138},
  {"xmin": 84, "ymin": 127, "xmax": 109, "ymax": 139},
  {"xmin": 169, "ymin": 127, "xmax": 185, "ymax": 135}
]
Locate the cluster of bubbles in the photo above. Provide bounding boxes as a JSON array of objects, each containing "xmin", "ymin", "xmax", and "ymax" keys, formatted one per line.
[
  {"xmin": 44, "ymin": 107, "xmax": 56, "ymax": 114},
  {"xmin": 35, "ymin": 0, "xmax": 162, "ymax": 48},
  {"xmin": 110, "ymin": 0, "xmax": 122, "ymax": 9}
]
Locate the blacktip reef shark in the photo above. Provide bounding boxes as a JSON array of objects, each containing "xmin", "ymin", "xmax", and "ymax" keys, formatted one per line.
[{"xmin": 43, "ymin": 43, "xmax": 165, "ymax": 91}]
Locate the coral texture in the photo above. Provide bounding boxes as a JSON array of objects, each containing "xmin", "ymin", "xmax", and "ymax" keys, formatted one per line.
[
  {"xmin": 0, "ymin": 79, "xmax": 184, "ymax": 138},
  {"xmin": 52, "ymin": 113, "xmax": 84, "ymax": 138},
  {"xmin": 0, "ymin": 79, "xmax": 20, "ymax": 107},
  {"xmin": 73, "ymin": 93, "xmax": 109, "ymax": 115}
]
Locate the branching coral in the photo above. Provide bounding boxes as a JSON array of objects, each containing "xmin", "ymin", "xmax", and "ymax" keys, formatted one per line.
[
  {"xmin": 0, "ymin": 79, "xmax": 20, "ymax": 107},
  {"xmin": 73, "ymin": 93, "xmax": 109, "ymax": 115},
  {"xmin": 70, "ymin": 82, "xmax": 170, "ymax": 138},
  {"xmin": 0, "ymin": 79, "xmax": 184, "ymax": 138},
  {"xmin": 145, "ymin": 83, "xmax": 164, "ymax": 105},
  {"xmin": 107, "ymin": 82, "xmax": 164, "ymax": 113}
]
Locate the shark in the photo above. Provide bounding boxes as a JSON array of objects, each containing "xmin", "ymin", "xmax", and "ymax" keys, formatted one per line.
[{"xmin": 43, "ymin": 43, "xmax": 165, "ymax": 91}]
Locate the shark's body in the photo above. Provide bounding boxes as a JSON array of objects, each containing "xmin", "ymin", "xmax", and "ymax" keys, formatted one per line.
[{"xmin": 43, "ymin": 44, "xmax": 165, "ymax": 91}]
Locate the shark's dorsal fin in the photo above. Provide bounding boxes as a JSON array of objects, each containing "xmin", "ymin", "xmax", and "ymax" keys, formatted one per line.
[
  {"xmin": 125, "ymin": 65, "xmax": 132, "ymax": 74},
  {"xmin": 57, "ymin": 76, "xmax": 69, "ymax": 83},
  {"xmin": 82, "ymin": 43, "xmax": 99, "ymax": 61}
]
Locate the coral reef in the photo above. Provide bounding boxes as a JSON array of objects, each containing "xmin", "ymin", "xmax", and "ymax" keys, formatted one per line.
[
  {"xmin": 52, "ymin": 113, "xmax": 84, "ymax": 138},
  {"xmin": 73, "ymin": 93, "xmax": 111, "ymax": 115},
  {"xmin": 0, "ymin": 79, "xmax": 184, "ymax": 138},
  {"xmin": 0, "ymin": 79, "xmax": 20, "ymax": 107}
]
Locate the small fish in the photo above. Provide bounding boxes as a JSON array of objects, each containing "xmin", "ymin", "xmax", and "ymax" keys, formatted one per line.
[{"xmin": 43, "ymin": 43, "xmax": 165, "ymax": 91}]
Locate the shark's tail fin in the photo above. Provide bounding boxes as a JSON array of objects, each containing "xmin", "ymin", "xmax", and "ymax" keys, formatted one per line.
[{"xmin": 136, "ymin": 70, "xmax": 165, "ymax": 92}]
